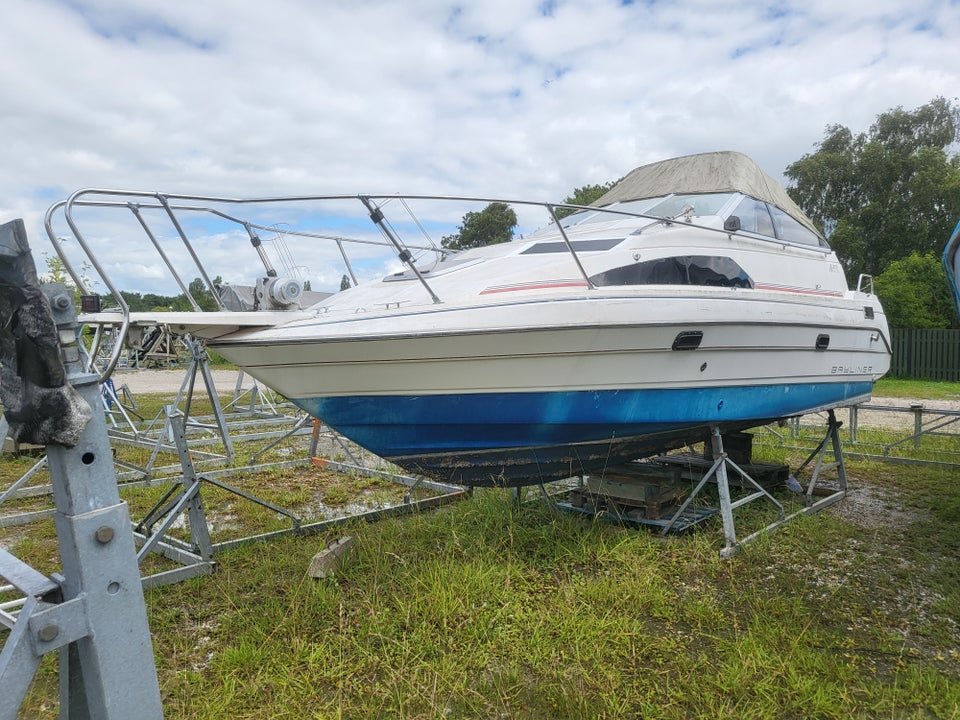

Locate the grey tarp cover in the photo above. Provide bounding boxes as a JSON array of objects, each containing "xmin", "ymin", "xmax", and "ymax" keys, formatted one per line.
[{"xmin": 593, "ymin": 150, "xmax": 821, "ymax": 237}]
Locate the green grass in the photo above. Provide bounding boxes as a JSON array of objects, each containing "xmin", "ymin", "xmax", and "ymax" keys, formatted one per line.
[
  {"xmin": 873, "ymin": 377, "xmax": 960, "ymax": 400},
  {"xmin": 131, "ymin": 482, "xmax": 960, "ymax": 719},
  {"xmin": 3, "ymin": 392, "xmax": 960, "ymax": 718}
]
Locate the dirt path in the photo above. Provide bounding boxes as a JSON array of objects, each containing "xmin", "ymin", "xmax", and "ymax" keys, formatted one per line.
[
  {"xmin": 852, "ymin": 396, "xmax": 960, "ymax": 430},
  {"xmin": 109, "ymin": 368, "xmax": 251, "ymax": 394}
]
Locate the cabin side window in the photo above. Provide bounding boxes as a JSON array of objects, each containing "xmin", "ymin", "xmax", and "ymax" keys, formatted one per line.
[
  {"xmin": 731, "ymin": 197, "xmax": 775, "ymax": 237},
  {"xmin": 730, "ymin": 197, "xmax": 828, "ymax": 248},
  {"xmin": 590, "ymin": 255, "xmax": 754, "ymax": 288},
  {"xmin": 767, "ymin": 205, "xmax": 827, "ymax": 247}
]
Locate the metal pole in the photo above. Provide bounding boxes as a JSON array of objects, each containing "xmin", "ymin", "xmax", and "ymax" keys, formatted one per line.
[
  {"xmin": 359, "ymin": 196, "xmax": 442, "ymax": 304},
  {"xmin": 0, "ymin": 344, "xmax": 165, "ymax": 719},
  {"xmin": 709, "ymin": 428, "xmax": 739, "ymax": 557}
]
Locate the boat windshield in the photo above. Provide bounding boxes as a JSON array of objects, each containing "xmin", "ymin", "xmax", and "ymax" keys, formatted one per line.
[
  {"xmin": 561, "ymin": 194, "xmax": 735, "ymax": 228},
  {"xmin": 559, "ymin": 197, "xmax": 669, "ymax": 227},
  {"xmin": 645, "ymin": 193, "xmax": 735, "ymax": 219}
]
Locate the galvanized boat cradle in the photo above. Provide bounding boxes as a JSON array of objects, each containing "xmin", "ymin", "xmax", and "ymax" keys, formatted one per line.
[
  {"xmin": 2, "ymin": 366, "xmax": 464, "ymax": 591},
  {"xmin": 0, "ymin": 282, "xmax": 164, "ymax": 718},
  {"xmin": 555, "ymin": 413, "xmax": 848, "ymax": 557},
  {"xmin": 130, "ymin": 405, "xmax": 464, "ymax": 589},
  {"xmin": 0, "ymin": 350, "xmax": 311, "ymax": 518},
  {"xmin": 655, "ymin": 413, "xmax": 847, "ymax": 557}
]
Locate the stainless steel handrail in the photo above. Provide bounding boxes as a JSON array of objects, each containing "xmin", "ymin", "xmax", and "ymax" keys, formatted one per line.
[{"xmin": 44, "ymin": 187, "xmax": 741, "ymax": 381}]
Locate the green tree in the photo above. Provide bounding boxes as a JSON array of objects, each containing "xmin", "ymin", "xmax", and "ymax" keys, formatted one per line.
[
  {"xmin": 554, "ymin": 182, "xmax": 615, "ymax": 219},
  {"xmin": 41, "ymin": 251, "xmax": 97, "ymax": 304},
  {"xmin": 785, "ymin": 97, "xmax": 960, "ymax": 279},
  {"xmin": 340, "ymin": 274, "xmax": 352, "ymax": 291},
  {"xmin": 441, "ymin": 202, "xmax": 518, "ymax": 250},
  {"xmin": 874, "ymin": 253, "xmax": 958, "ymax": 329},
  {"xmin": 141, "ymin": 293, "xmax": 175, "ymax": 311},
  {"xmin": 169, "ymin": 277, "xmax": 221, "ymax": 311},
  {"xmin": 118, "ymin": 290, "xmax": 145, "ymax": 312},
  {"xmin": 41, "ymin": 252, "xmax": 70, "ymax": 284}
]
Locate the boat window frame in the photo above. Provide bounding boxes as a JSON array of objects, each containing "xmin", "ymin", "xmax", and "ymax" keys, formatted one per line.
[
  {"xmin": 643, "ymin": 192, "xmax": 739, "ymax": 220},
  {"xmin": 559, "ymin": 197, "xmax": 666, "ymax": 228},
  {"xmin": 767, "ymin": 204, "xmax": 829, "ymax": 248},
  {"xmin": 589, "ymin": 254, "xmax": 755, "ymax": 289},
  {"xmin": 728, "ymin": 194, "xmax": 830, "ymax": 250}
]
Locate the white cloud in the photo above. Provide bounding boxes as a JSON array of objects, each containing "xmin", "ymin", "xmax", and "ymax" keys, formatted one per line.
[{"xmin": 2, "ymin": 0, "xmax": 958, "ymax": 293}]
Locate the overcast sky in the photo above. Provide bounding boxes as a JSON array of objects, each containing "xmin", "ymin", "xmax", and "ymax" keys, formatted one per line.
[{"xmin": 2, "ymin": 0, "xmax": 958, "ymax": 294}]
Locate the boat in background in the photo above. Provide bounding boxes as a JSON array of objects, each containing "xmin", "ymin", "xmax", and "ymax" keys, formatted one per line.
[
  {"xmin": 945, "ymin": 219, "xmax": 960, "ymax": 318},
  {"xmin": 60, "ymin": 151, "xmax": 891, "ymax": 486}
]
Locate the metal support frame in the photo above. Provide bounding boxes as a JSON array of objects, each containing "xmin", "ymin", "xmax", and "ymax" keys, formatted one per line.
[
  {"xmin": 170, "ymin": 337, "xmax": 235, "ymax": 462},
  {"xmin": 661, "ymin": 426, "xmax": 786, "ymax": 557},
  {"xmin": 100, "ymin": 378, "xmax": 143, "ymax": 433},
  {"xmin": 0, "ymin": 287, "xmax": 163, "ymax": 719},
  {"xmin": 127, "ymin": 407, "xmax": 466, "ymax": 587},
  {"xmin": 104, "ymin": 341, "xmax": 240, "ymax": 481},
  {"xmin": 705, "ymin": 410, "xmax": 848, "ymax": 557},
  {"xmin": 133, "ymin": 407, "xmax": 216, "ymax": 588},
  {"xmin": 849, "ymin": 402, "xmax": 960, "ymax": 453},
  {"xmin": 561, "ymin": 412, "xmax": 849, "ymax": 557},
  {"xmin": 761, "ymin": 403, "xmax": 960, "ymax": 470},
  {"xmin": 791, "ymin": 409, "xmax": 848, "ymax": 512},
  {"xmin": 225, "ymin": 370, "xmax": 285, "ymax": 418}
]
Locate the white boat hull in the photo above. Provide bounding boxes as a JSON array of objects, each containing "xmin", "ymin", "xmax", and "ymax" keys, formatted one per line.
[{"xmin": 211, "ymin": 290, "xmax": 889, "ymax": 485}]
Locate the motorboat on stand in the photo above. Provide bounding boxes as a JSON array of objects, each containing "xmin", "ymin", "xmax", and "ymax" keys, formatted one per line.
[{"xmin": 61, "ymin": 151, "xmax": 891, "ymax": 486}]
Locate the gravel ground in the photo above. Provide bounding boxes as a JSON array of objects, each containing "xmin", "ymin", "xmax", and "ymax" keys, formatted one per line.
[
  {"xmin": 845, "ymin": 396, "xmax": 960, "ymax": 430},
  {"xmin": 110, "ymin": 368, "xmax": 253, "ymax": 394}
]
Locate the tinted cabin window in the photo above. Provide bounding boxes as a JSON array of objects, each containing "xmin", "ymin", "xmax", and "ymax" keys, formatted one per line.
[
  {"xmin": 768, "ymin": 205, "xmax": 825, "ymax": 247},
  {"xmin": 590, "ymin": 256, "xmax": 754, "ymax": 288},
  {"xmin": 521, "ymin": 238, "xmax": 623, "ymax": 254},
  {"xmin": 731, "ymin": 197, "xmax": 826, "ymax": 247},
  {"xmin": 731, "ymin": 197, "xmax": 775, "ymax": 237}
]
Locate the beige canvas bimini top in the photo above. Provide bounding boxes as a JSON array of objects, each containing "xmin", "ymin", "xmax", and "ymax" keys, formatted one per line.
[{"xmin": 593, "ymin": 150, "xmax": 820, "ymax": 236}]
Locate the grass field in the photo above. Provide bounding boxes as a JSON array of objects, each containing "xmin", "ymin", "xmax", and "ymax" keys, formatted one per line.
[
  {"xmin": 2, "ymin": 381, "xmax": 959, "ymax": 718},
  {"xmin": 874, "ymin": 377, "xmax": 960, "ymax": 401}
]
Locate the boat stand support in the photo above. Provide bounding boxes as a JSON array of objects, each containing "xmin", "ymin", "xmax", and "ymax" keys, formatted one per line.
[
  {"xmin": 133, "ymin": 407, "xmax": 217, "ymax": 588},
  {"xmin": 661, "ymin": 425, "xmax": 786, "ymax": 558},
  {"xmin": 713, "ymin": 410, "xmax": 849, "ymax": 556},
  {"xmin": 0, "ymin": 283, "xmax": 163, "ymax": 719},
  {"xmin": 791, "ymin": 409, "xmax": 847, "ymax": 512},
  {"xmin": 101, "ymin": 336, "xmax": 236, "ymax": 481},
  {"xmin": 164, "ymin": 337, "xmax": 235, "ymax": 463},
  {"xmin": 132, "ymin": 409, "xmax": 466, "ymax": 586},
  {"xmin": 694, "ymin": 411, "xmax": 848, "ymax": 557}
]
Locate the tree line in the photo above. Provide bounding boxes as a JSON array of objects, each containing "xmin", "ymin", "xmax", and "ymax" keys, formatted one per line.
[
  {"xmin": 117, "ymin": 278, "xmax": 221, "ymax": 312},
  {"xmin": 440, "ymin": 97, "xmax": 960, "ymax": 329},
  {"xmin": 786, "ymin": 97, "xmax": 959, "ymax": 329}
]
